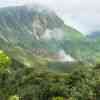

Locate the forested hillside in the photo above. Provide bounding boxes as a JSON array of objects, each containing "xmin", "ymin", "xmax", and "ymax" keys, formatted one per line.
[{"xmin": 0, "ymin": 50, "xmax": 100, "ymax": 100}]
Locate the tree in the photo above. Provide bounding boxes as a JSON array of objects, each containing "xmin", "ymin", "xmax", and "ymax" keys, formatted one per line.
[{"xmin": 0, "ymin": 50, "xmax": 11, "ymax": 73}]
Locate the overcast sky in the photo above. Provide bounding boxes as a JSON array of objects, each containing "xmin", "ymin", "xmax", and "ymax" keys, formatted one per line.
[{"xmin": 0, "ymin": 0, "xmax": 100, "ymax": 35}]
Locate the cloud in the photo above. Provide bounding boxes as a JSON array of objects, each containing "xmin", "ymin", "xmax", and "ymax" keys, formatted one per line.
[{"xmin": 0, "ymin": 0, "xmax": 100, "ymax": 34}]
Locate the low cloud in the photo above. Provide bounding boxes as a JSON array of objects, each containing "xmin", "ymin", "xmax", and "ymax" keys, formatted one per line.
[{"xmin": 0, "ymin": 0, "xmax": 100, "ymax": 34}]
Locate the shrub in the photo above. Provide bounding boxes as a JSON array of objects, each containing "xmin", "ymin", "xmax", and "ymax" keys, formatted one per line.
[{"xmin": 52, "ymin": 96, "xmax": 64, "ymax": 100}]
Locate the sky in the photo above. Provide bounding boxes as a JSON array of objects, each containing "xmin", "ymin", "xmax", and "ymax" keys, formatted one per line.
[{"xmin": 0, "ymin": 0, "xmax": 100, "ymax": 35}]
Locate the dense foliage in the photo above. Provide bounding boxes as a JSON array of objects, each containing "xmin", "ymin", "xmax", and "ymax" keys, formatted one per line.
[{"xmin": 0, "ymin": 50, "xmax": 100, "ymax": 100}]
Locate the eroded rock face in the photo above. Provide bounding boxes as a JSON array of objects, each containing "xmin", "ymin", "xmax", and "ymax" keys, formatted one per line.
[
  {"xmin": 32, "ymin": 13, "xmax": 65, "ymax": 41},
  {"xmin": 32, "ymin": 48, "xmax": 75, "ymax": 62},
  {"xmin": 32, "ymin": 15, "xmax": 47, "ymax": 40}
]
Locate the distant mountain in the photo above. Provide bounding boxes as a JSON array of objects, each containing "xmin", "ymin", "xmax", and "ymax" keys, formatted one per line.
[{"xmin": 87, "ymin": 31, "xmax": 100, "ymax": 39}]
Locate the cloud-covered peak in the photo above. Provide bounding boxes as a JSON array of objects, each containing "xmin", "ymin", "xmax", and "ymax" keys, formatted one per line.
[{"xmin": 0, "ymin": 0, "xmax": 100, "ymax": 35}]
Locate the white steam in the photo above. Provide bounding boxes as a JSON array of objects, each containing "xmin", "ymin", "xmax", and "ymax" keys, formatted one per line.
[{"xmin": 57, "ymin": 49, "xmax": 75, "ymax": 62}]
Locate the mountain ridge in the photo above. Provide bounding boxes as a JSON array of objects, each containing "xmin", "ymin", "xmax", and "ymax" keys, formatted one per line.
[{"xmin": 0, "ymin": 4, "xmax": 93, "ymax": 70}]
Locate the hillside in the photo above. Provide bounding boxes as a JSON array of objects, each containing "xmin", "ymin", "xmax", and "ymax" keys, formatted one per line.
[{"xmin": 0, "ymin": 5, "xmax": 83, "ymax": 68}]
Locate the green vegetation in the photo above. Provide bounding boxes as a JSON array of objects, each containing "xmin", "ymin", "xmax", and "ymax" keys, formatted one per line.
[
  {"xmin": 0, "ymin": 50, "xmax": 11, "ymax": 72},
  {"xmin": 0, "ymin": 50, "xmax": 100, "ymax": 100}
]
